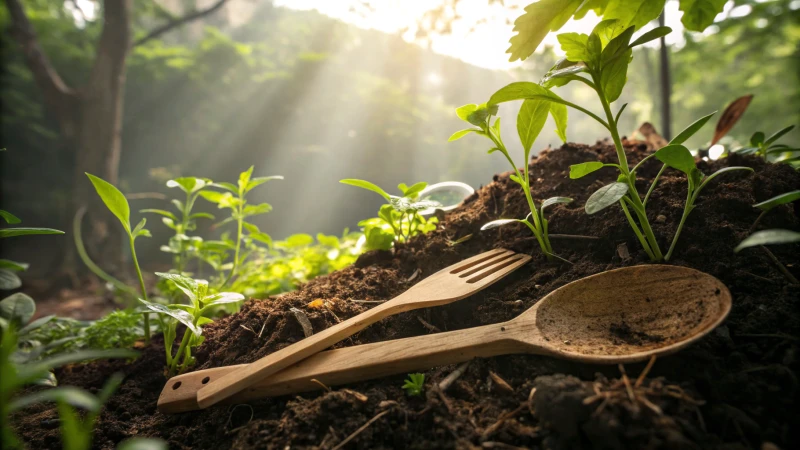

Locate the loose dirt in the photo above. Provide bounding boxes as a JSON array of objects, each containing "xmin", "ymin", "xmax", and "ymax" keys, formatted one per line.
[{"xmin": 13, "ymin": 139, "xmax": 800, "ymax": 449}]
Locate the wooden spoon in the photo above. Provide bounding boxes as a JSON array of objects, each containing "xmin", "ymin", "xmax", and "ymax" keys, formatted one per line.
[
  {"xmin": 194, "ymin": 248, "xmax": 531, "ymax": 409},
  {"xmin": 159, "ymin": 265, "xmax": 730, "ymax": 414}
]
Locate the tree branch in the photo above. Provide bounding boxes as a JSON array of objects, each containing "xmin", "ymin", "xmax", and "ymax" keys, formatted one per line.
[
  {"xmin": 3, "ymin": 0, "xmax": 77, "ymax": 118},
  {"xmin": 134, "ymin": 0, "xmax": 230, "ymax": 47}
]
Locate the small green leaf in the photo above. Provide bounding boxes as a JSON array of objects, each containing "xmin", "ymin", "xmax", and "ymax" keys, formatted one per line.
[
  {"xmin": 140, "ymin": 209, "xmax": 178, "ymax": 221},
  {"xmin": 0, "ymin": 228, "xmax": 64, "ymax": 238},
  {"xmin": 655, "ymin": 145, "xmax": 696, "ymax": 175},
  {"xmin": 550, "ymin": 102, "xmax": 568, "ymax": 143},
  {"xmin": 448, "ymin": 129, "xmax": 482, "ymax": 142},
  {"xmin": 155, "ymin": 272, "xmax": 198, "ymax": 302},
  {"xmin": 238, "ymin": 166, "xmax": 255, "ymax": 193},
  {"xmin": 0, "ymin": 210, "xmax": 21, "ymax": 224},
  {"xmin": 364, "ymin": 226, "xmax": 394, "ymax": 251},
  {"xmin": 401, "ymin": 182, "xmax": 427, "ymax": 198},
  {"xmin": 132, "ymin": 218, "xmax": 149, "ymax": 238},
  {"xmin": 590, "ymin": 19, "xmax": 624, "ymax": 49},
  {"xmin": 0, "ymin": 259, "xmax": 28, "ymax": 272},
  {"xmin": 340, "ymin": 179, "xmax": 391, "ymax": 201},
  {"xmin": 242, "ymin": 203, "xmax": 272, "ymax": 218},
  {"xmin": 509, "ymin": 174, "xmax": 523, "ymax": 185},
  {"xmin": 85, "ymin": 173, "xmax": 131, "ymax": 233},
  {"xmin": 517, "ymin": 99, "xmax": 550, "ymax": 155},
  {"xmin": 139, "ymin": 299, "xmax": 201, "ymax": 336},
  {"xmin": 480, "ymin": 219, "xmax": 522, "ymax": 231},
  {"xmin": 0, "ymin": 270, "xmax": 22, "ymax": 290},
  {"xmin": 211, "ymin": 182, "xmax": 238, "ymax": 193},
  {"xmin": 750, "ymin": 131, "xmax": 765, "ymax": 147},
  {"xmin": 541, "ymin": 197, "xmax": 573, "ymax": 215},
  {"xmin": 735, "ymin": 229, "xmax": 800, "ymax": 252},
  {"xmin": 670, "ymin": 112, "xmax": 716, "ymax": 145},
  {"xmin": 679, "ymin": 0, "xmax": 727, "ymax": 32},
  {"xmin": 569, "ymin": 161, "xmax": 605, "ymax": 179},
  {"xmin": 557, "ymin": 32, "xmax": 590, "ymax": 62},
  {"xmin": 189, "ymin": 212, "xmax": 215, "ymax": 220},
  {"xmin": 753, "ymin": 191, "xmax": 800, "ymax": 212},
  {"xmin": 167, "ymin": 177, "xmax": 209, "ymax": 193},
  {"xmin": 585, "ymin": 182, "xmax": 629, "ymax": 215},
  {"xmin": 0, "ymin": 293, "xmax": 35, "ymax": 324},
  {"xmin": 630, "ymin": 26, "xmax": 672, "ymax": 47},
  {"xmin": 764, "ymin": 125, "xmax": 795, "ymax": 146},
  {"xmin": 604, "ymin": 0, "xmax": 666, "ymax": 32},
  {"xmin": 488, "ymin": 82, "xmax": 561, "ymax": 106},
  {"xmin": 245, "ymin": 176, "xmax": 284, "ymax": 194}
]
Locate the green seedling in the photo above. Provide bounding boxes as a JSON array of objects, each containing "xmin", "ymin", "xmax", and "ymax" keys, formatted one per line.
[
  {"xmin": 86, "ymin": 174, "xmax": 153, "ymax": 344},
  {"xmin": 451, "ymin": 103, "xmax": 571, "ymax": 260},
  {"xmin": 735, "ymin": 229, "xmax": 800, "ymax": 252},
  {"xmin": 0, "ymin": 209, "xmax": 63, "ymax": 291},
  {"xmin": 340, "ymin": 179, "xmax": 439, "ymax": 250},
  {"xmin": 749, "ymin": 190, "xmax": 800, "ymax": 233},
  {"xmin": 0, "ymin": 322, "xmax": 135, "ymax": 448},
  {"xmin": 402, "ymin": 373, "xmax": 425, "ymax": 397},
  {"xmin": 651, "ymin": 144, "xmax": 752, "ymax": 260},
  {"xmin": 733, "ymin": 125, "xmax": 798, "ymax": 162},
  {"xmin": 142, "ymin": 177, "xmax": 215, "ymax": 273},
  {"xmin": 139, "ymin": 273, "xmax": 243, "ymax": 376},
  {"xmin": 200, "ymin": 167, "xmax": 282, "ymax": 287}
]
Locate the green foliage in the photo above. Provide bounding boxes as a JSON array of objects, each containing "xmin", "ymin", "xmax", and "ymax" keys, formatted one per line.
[
  {"xmin": 1, "ymin": 323, "xmax": 135, "ymax": 448},
  {"xmin": 452, "ymin": 99, "xmax": 571, "ymax": 260},
  {"xmin": 753, "ymin": 191, "xmax": 800, "ymax": 212},
  {"xmin": 402, "ymin": 373, "xmax": 425, "ymax": 396},
  {"xmin": 86, "ymin": 173, "xmax": 152, "ymax": 343},
  {"xmin": 0, "ymin": 206, "xmax": 63, "ymax": 290},
  {"xmin": 140, "ymin": 273, "xmax": 243, "ymax": 376},
  {"xmin": 735, "ymin": 229, "xmax": 800, "ymax": 252},
  {"xmin": 342, "ymin": 179, "xmax": 440, "ymax": 250},
  {"xmin": 732, "ymin": 125, "xmax": 798, "ymax": 163},
  {"xmin": 506, "ymin": 0, "xmax": 725, "ymax": 62}
]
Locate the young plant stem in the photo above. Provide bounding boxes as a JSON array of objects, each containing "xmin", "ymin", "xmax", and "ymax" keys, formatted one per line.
[
  {"xmin": 129, "ymin": 235, "xmax": 151, "ymax": 345},
  {"xmin": 644, "ymin": 164, "xmax": 667, "ymax": 207},
  {"xmin": 760, "ymin": 246, "xmax": 800, "ymax": 285},
  {"xmin": 222, "ymin": 198, "xmax": 245, "ymax": 288},
  {"xmin": 169, "ymin": 326, "xmax": 192, "ymax": 375},
  {"xmin": 665, "ymin": 186, "xmax": 694, "ymax": 261},
  {"xmin": 620, "ymin": 198, "xmax": 656, "ymax": 261},
  {"xmin": 748, "ymin": 210, "xmax": 767, "ymax": 235}
]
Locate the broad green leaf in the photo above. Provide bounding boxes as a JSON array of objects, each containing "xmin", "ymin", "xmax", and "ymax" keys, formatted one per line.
[
  {"xmin": 202, "ymin": 292, "xmax": 245, "ymax": 308},
  {"xmin": 155, "ymin": 272, "xmax": 198, "ymax": 302},
  {"xmin": 591, "ymin": 19, "xmax": 626, "ymax": 48},
  {"xmin": 448, "ymin": 129, "xmax": 482, "ymax": 142},
  {"xmin": 488, "ymin": 82, "xmax": 560, "ymax": 106},
  {"xmin": 0, "ymin": 228, "xmax": 64, "ymax": 238},
  {"xmin": 364, "ymin": 226, "xmax": 394, "ymax": 251},
  {"xmin": 599, "ymin": 48, "xmax": 630, "ymax": 102},
  {"xmin": 211, "ymin": 182, "xmax": 238, "ymax": 193},
  {"xmin": 455, "ymin": 104, "xmax": 478, "ymax": 123},
  {"xmin": 750, "ymin": 131, "xmax": 765, "ymax": 147},
  {"xmin": 401, "ymin": 182, "xmax": 427, "ymax": 198},
  {"xmin": 340, "ymin": 179, "xmax": 391, "ymax": 201},
  {"xmin": 551, "ymin": 102, "xmax": 568, "ymax": 143},
  {"xmin": 670, "ymin": 112, "xmax": 716, "ymax": 145},
  {"xmin": 735, "ymin": 229, "xmax": 800, "ymax": 252},
  {"xmin": 140, "ymin": 209, "xmax": 178, "ymax": 221},
  {"xmin": 462, "ymin": 103, "xmax": 497, "ymax": 126},
  {"xmin": 655, "ymin": 145, "xmax": 696, "ymax": 175},
  {"xmin": 0, "ymin": 293, "xmax": 35, "ymax": 324},
  {"xmin": 585, "ymin": 182, "xmax": 629, "ymax": 214},
  {"xmin": 517, "ymin": 99, "xmax": 550, "ymax": 155},
  {"xmin": 0, "ymin": 259, "xmax": 28, "ymax": 271},
  {"xmin": 604, "ymin": 0, "xmax": 666, "ymax": 32},
  {"xmin": 541, "ymin": 197, "xmax": 573, "ymax": 215},
  {"xmin": 117, "ymin": 438, "xmax": 169, "ymax": 450},
  {"xmin": 753, "ymin": 191, "xmax": 800, "ymax": 212},
  {"xmin": 575, "ymin": 0, "xmax": 610, "ymax": 20},
  {"xmin": 480, "ymin": 219, "xmax": 522, "ymax": 231},
  {"xmin": 679, "ymin": 0, "xmax": 726, "ymax": 31},
  {"xmin": 139, "ymin": 299, "xmax": 201, "ymax": 336},
  {"xmin": 0, "ymin": 210, "xmax": 21, "ymax": 224},
  {"xmin": 238, "ymin": 166, "xmax": 255, "ymax": 193},
  {"xmin": 18, "ymin": 314, "xmax": 55, "ymax": 334},
  {"xmin": 557, "ymin": 33, "xmax": 590, "ymax": 62},
  {"xmin": 167, "ymin": 177, "xmax": 209, "ymax": 193},
  {"xmin": 600, "ymin": 26, "xmax": 635, "ymax": 64},
  {"xmin": 569, "ymin": 161, "xmax": 605, "ymax": 179},
  {"xmin": 245, "ymin": 176, "xmax": 284, "ymax": 194},
  {"xmin": 630, "ymin": 26, "xmax": 672, "ymax": 47},
  {"xmin": 764, "ymin": 125, "xmax": 795, "ymax": 146},
  {"xmin": 86, "ymin": 173, "xmax": 131, "ymax": 233},
  {"xmin": 506, "ymin": 0, "xmax": 583, "ymax": 62},
  {"xmin": 0, "ymin": 269, "xmax": 22, "ymax": 290},
  {"xmin": 8, "ymin": 387, "xmax": 99, "ymax": 413}
]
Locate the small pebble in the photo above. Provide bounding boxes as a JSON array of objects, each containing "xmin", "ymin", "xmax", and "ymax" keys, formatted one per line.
[{"xmin": 656, "ymin": 214, "xmax": 667, "ymax": 223}]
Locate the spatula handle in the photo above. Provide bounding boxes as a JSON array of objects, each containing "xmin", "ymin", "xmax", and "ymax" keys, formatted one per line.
[
  {"xmin": 196, "ymin": 299, "xmax": 405, "ymax": 408},
  {"xmin": 159, "ymin": 319, "xmax": 526, "ymax": 413}
]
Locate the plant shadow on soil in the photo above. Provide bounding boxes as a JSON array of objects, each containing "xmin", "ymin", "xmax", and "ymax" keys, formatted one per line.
[{"xmin": 13, "ymin": 140, "xmax": 800, "ymax": 449}]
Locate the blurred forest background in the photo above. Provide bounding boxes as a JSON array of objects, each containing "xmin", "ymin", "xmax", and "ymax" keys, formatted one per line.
[{"xmin": 1, "ymin": 0, "xmax": 798, "ymax": 274}]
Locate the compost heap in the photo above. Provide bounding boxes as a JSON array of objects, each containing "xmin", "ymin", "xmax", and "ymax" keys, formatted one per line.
[{"xmin": 14, "ymin": 138, "xmax": 800, "ymax": 449}]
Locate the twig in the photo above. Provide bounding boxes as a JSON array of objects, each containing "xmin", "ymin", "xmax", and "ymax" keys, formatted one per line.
[
  {"xmin": 310, "ymin": 379, "xmax": 331, "ymax": 392},
  {"xmin": 760, "ymin": 246, "xmax": 799, "ymax": 284},
  {"xmin": 135, "ymin": 0, "xmax": 230, "ymax": 46},
  {"xmin": 290, "ymin": 307, "xmax": 314, "ymax": 337},
  {"xmin": 439, "ymin": 361, "xmax": 471, "ymax": 392},
  {"xmin": 635, "ymin": 356, "xmax": 657, "ymax": 388},
  {"xmin": 527, "ymin": 387, "xmax": 536, "ymax": 417},
  {"xmin": 417, "ymin": 316, "xmax": 441, "ymax": 333},
  {"xmin": 548, "ymin": 234, "xmax": 600, "ymax": 240},
  {"xmin": 482, "ymin": 404, "xmax": 525, "ymax": 440},
  {"xmin": 331, "ymin": 410, "xmax": 390, "ymax": 450},
  {"xmin": 349, "ymin": 299, "xmax": 388, "ymax": 304}
]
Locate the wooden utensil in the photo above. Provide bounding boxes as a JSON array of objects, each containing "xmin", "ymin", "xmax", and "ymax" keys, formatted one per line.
[
  {"xmin": 194, "ymin": 248, "xmax": 531, "ymax": 409},
  {"xmin": 159, "ymin": 265, "xmax": 731, "ymax": 414}
]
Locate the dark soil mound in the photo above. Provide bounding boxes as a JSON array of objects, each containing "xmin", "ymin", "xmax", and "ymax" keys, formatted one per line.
[{"xmin": 13, "ymin": 140, "xmax": 800, "ymax": 449}]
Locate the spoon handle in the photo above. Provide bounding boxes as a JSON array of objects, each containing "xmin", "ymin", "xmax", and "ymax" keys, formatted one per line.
[{"xmin": 158, "ymin": 320, "xmax": 526, "ymax": 413}]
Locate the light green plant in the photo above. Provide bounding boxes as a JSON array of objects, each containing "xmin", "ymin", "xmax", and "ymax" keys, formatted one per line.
[
  {"xmin": 340, "ymin": 179, "xmax": 439, "ymax": 250},
  {"xmin": 142, "ymin": 177, "xmax": 215, "ymax": 273},
  {"xmin": 139, "ymin": 273, "xmax": 243, "ymax": 376},
  {"xmin": 749, "ymin": 190, "xmax": 800, "ymax": 233},
  {"xmin": 0, "ymin": 209, "xmax": 63, "ymax": 291},
  {"xmin": 402, "ymin": 373, "xmax": 425, "ymax": 397},
  {"xmin": 450, "ymin": 104, "xmax": 571, "ymax": 260},
  {"xmin": 86, "ymin": 174, "xmax": 153, "ymax": 343},
  {"xmin": 199, "ymin": 167, "xmax": 282, "ymax": 287},
  {"xmin": 733, "ymin": 125, "xmax": 797, "ymax": 162}
]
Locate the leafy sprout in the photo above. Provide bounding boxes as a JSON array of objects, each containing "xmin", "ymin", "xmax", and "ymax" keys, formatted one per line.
[
  {"xmin": 341, "ymin": 179, "xmax": 440, "ymax": 250},
  {"xmin": 0, "ymin": 208, "xmax": 63, "ymax": 291},
  {"xmin": 139, "ymin": 273, "xmax": 243, "ymax": 376},
  {"xmin": 732, "ymin": 125, "xmax": 798, "ymax": 163},
  {"xmin": 402, "ymin": 373, "xmax": 425, "ymax": 397}
]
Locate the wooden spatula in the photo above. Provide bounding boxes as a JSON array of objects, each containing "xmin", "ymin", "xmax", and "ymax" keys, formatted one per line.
[
  {"xmin": 194, "ymin": 248, "xmax": 531, "ymax": 409},
  {"xmin": 159, "ymin": 265, "xmax": 730, "ymax": 414}
]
